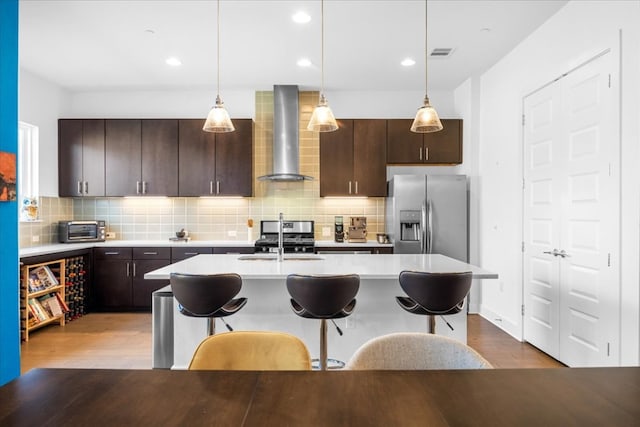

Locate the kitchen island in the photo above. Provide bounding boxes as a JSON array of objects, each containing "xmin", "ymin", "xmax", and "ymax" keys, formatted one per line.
[{"xmin": 146, "ymin": 253, "xmax": 498, "ymax": 369}]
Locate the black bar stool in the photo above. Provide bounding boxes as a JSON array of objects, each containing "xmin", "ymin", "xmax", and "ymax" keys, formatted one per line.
[
  {"xmin": 170, "ymin": 272, "xmax": 247, "ymax": 335},
  {"xmin": 396, "ymin": 271, "xmax": 472, "ymax": 334},
  {"xmin": 286, "ymin": 274, "xmax": 359, "ymax": 370}
]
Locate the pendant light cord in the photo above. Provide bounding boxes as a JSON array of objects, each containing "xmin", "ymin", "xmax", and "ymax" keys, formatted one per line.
[
  {"xmin": 217, "ymin": 0, "xmax": 221, "ymax": 98},
  {"xmin": 321, "ymin": 0, "xmax": 325, "ymax": 98},
  {"xmin": 424, "ymin": 0, "xmax": 428, "ymax": 96}
]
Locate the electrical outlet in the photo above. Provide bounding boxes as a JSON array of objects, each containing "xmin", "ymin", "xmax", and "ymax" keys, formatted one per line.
[
  {"xmin": 322, "ymin": 227, "xmax": 331, "ymax": 237},
  {"xmin": 106, "ymin": 232, "xmax": 116, "ymax": 239},
  {"xmin": 228, "ymin": 230, "xmax": 237, "ymax": 237},
  {"xmin": 31, "ymin": 235, "xmax": 40, "ymax": 243},
  {"xmin": 345, "ymin": 316, "xmax": 356, "ymax": 329}
]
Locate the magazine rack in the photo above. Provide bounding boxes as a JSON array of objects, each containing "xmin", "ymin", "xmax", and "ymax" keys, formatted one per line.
[{"xmin": 20, "ymin": 258, "xmax": 67, "ymax": 341}]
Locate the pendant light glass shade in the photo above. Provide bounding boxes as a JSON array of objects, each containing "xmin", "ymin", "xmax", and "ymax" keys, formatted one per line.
[
  {"xmin": 307, "ymin": 0, "xmax": 338, "ymax": 133},
  {"xmin": 307, "ymin": 93, "xmax": 338, "ymax": 132},
  {"xmin": 411, "ymin": 95, "xmax": 443, "ymax": 133},
  {"xmin": 203, "ymin": 95, "xmax": 235, "ymax": 133},
  {"xmin": 203, "ymin": 0, "xmax": 234, "ymax": 133},
  {"xmin": 411, "ymin": 0, "xmax": 443, "ymax": 134}
]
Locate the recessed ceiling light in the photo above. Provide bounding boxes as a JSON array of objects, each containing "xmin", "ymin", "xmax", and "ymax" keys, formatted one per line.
[
  {"xmin": 401, "ymin": 58, "xmax": 416, "ymax": 67},
  {"xmin": 292, "ymin": 11, "xmax": 311, "ymax": 24},
  {"xmin": 297, "ymin": 58, "xmax": 312, "ymax": 67},
  {"xmin": 165, "ymin": 57, "xmax": 182, "ymax": 67}
]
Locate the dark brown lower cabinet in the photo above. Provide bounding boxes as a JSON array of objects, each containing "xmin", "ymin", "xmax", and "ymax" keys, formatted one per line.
[{"xmin": 93, "ymin": 247, "xmax": 170, "ymax": 311}]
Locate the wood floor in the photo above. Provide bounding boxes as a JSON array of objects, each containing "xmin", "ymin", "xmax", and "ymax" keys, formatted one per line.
[{"xmin": 20, "ymin": 313, "xmax": 564, "ymax": 373}]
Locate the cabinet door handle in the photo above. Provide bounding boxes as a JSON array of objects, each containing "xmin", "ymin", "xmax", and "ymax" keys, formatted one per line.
[
  {"xmin": 355, "ymin": 181, "xmax": 358, "ymax": 194},
  {"xmin": 142, "ymin": 181, "xmax": 147, "ymax": 194},
  {"xmin": 84, "ymin": 181, "xmax": 89, "ymax": 194},
  {"xmin": 132, "ymin": 262, "xmax": 137, "ymax": 277},
  {"xmin": 348, "ymin": 181, "xmax": 352, "ymax": 194},
  {"xmin": 126, "ymin": 262, "xmax": 130, "ymax": 277},
  {"xmin": 419, "ymin": 147, "xmax": 423, "ymax": 161},
  {"xmin": 216, "ymin": 181, "xmax": 220, "ymax": 194},
  {"xmin": 425, "ymin": 147, "xmax": 429, "ymax": 161},
  {"xmin": 77, "ymin": 181, "xmax": 83, "ymax": 195},
  {"xmin": 210, "ymin": 181, "xmax": 214, "ymax": 194},
  {"xmin": 136, "ymin": 181, "xmax": 141, "ymax": 194}
]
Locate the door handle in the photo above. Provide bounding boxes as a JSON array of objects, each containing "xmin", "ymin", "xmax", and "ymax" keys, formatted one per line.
[
  {"xmin": 558, "ymin": 250, "xmax": 570, "ymax": 258},
  {"xmin": 543, "ymin": 249, "xmax": 570, "ymax": 257}
]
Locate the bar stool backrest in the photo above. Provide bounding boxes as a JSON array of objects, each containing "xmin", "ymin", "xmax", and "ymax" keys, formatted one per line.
[
  {"xmin": 170, "ymin": 272, "xmax": 242, "ymax": 316},
  {"xmin": 399, "ymin": 271, "xmax": 472, "ymax": 314},
  {"xmin": 286, "ymin": 274, "xmax": 360, "ymax": 318}
]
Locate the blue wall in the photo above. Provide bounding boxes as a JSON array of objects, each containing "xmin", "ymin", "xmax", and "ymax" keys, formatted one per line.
[{"xmin": 0, "ymin": 0, "xmax": 20, "ymax": 386}]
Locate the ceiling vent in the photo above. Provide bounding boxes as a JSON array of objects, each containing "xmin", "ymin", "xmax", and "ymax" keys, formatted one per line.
[{"xmin": 430, "ymin": 48, "xmax": 455, "ymax": 58}]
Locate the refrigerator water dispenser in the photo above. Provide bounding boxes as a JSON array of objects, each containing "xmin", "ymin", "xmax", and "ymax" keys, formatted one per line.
[{"xmin": 400, "ymin": 210, "xmax": 421, "ymax": 241}]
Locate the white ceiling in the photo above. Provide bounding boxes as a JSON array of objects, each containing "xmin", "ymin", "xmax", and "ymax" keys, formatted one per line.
[{"xmin": 19, "ymin": 0, "xmax": 568, "ymax": 93}]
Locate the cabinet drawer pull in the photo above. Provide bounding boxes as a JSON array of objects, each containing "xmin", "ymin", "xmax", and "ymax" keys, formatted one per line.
[
  {"xmin": 104, "ymin": 251, "xmax": 120, "ymax": 255},
  {"xmin": 184, "ymin": 252, "xmax": 198, "ymax": 255},
  {"xmin": 143, "ymin": 251, "xmax": 158, "ymax": 255}
]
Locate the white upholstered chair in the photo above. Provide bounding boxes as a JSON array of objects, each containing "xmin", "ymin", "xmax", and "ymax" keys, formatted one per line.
[{"xmin": 346, "ymin": 332, "xmax": 493, "ymax": 370}]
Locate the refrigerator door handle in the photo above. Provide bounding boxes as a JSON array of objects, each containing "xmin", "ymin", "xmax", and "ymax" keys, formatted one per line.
[
  {"xmin": 421, "ymin": 201, "xmax": 428, "ymax": 254},
  {"xmin": 427, "ymin": 199, "xmax": 434, "ymax": 254}
]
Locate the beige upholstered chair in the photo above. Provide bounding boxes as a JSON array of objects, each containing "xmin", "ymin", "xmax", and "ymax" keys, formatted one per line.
[
  {"xmin": 188, "ymin": 331, "xmax": 312, "ymax": 371},
  {"xmin": 346, "ymin": 332, "xmax": 493, "ymax": 370}
]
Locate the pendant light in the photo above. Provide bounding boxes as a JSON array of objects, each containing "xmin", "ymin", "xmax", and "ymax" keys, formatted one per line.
[
  {"xmin": 411, "ymin": 0, "xmax": 443, "ymax": 133},
  {"xmin": 203, "ymin": 0, "xmax": 234, "ymax": 133},
  {"xmin": 307, "ymin": 0, "xmax": 338, "ymax": 132}
]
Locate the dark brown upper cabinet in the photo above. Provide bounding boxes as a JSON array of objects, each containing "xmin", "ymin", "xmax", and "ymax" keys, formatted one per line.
[
  {"xmin": 387, "ymin": 118, "xmax": 462, "ymax": 165},
  {"xmin": 178, "ymin": 119, "xmax": 253, "ymax": 197},
  {"xmin": 320, "ymin": 119, "xmax": 387, "ymax": 197},
  {"xmin": 105, "ymin": 119, "xmax": 178, "ymax": 196},
  {"xmin": 58, "ymin": 119, "xmax": 105, "ymax": 197}
]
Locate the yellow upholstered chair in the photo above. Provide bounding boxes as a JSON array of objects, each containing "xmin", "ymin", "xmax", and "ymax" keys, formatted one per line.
[{"xmin": 188, "ymin": 331, "xmax": 312, "ymax": 371}]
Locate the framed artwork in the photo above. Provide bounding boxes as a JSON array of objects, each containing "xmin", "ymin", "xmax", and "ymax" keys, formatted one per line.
[{"xmin": 0, "ymin": 151, "xmax": 17, "ymax": 201}]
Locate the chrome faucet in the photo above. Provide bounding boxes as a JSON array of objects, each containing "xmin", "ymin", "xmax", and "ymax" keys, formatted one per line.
[{"xmin": 277, "ymin": 212, "xmax": 284, "ymax": 262}]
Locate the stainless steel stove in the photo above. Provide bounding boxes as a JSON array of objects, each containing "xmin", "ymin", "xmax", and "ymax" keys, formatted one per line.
[{"xmin": 254, "ymin": 220, "xmax": 315, "ymax": 253}]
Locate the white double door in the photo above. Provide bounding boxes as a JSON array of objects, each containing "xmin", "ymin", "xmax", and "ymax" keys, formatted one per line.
[{"xmin": 523, "ymin": 52, "xmax": 619, "ymax": 367}]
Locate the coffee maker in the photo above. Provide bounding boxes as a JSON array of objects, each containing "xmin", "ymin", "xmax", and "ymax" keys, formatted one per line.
[
  {"xmin": 334, "ymin": 216, "xmax": 344, "ymax": 243},
  {"xmin": 348, "ymin": 217, "xmax": 367, "ymax": 243}
]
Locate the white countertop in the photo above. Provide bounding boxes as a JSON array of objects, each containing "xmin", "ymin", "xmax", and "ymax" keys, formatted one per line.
[
  {"xmin": 19, "ymin": 240, "xmax": 392, "ymax": 258},
  {"xmin": 19, "ymin": 240, "xmax": 254, "ymax": 258},
  {"xmin": 145, "ymin": 253, "xmax": 498, "ymax": 280}
]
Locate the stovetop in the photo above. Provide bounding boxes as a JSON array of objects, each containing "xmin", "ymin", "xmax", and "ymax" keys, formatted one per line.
[{"xmin": 254, "ymin": 220, "xmax": 315, "ymax": 253}]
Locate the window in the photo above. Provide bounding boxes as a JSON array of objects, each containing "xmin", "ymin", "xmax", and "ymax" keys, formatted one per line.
[{"xmin": 18, "ymin": 122, "xmax": 39, "ymax": 221}]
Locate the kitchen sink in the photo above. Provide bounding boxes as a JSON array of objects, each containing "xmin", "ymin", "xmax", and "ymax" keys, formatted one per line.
[{"xmin": 237, "ymin": 255, "xmax": 324, "ymax": 261}]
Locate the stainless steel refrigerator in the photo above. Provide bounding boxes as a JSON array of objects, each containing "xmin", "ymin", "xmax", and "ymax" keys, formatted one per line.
[{"xmin": 386, "ymin": 175, "xmax": 468, "ymax": 262}]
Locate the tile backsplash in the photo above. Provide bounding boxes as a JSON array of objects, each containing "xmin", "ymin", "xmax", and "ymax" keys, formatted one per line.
[{"xmin": 19, "ymin": 91, "xmax": 386, "ymax": 248}]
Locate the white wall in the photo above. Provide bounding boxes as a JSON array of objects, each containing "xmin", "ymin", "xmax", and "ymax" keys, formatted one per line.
[
  {"xmin": 19, "ymin": 70, "xmax": 71, "ymax": 196},
  {"xmin": 473, "ymin": 0, "xmax": 640, "ymax": 365},
  {"xmin": 67, "ymin": 87, "xmax": 456, "ymax": 120}
]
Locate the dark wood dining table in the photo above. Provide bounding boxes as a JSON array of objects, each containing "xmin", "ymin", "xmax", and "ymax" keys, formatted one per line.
[{"xmin": 0, "ymin": 367, "xmax": 638, "ymax": 426}]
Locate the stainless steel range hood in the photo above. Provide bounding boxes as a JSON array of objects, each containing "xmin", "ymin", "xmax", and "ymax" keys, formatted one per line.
[{"xmin": 258, "ymin": 85, "xmax": 313, "ymax": 181}]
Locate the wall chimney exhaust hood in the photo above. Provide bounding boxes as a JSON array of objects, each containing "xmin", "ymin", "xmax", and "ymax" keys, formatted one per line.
[{"xmin": 258, "ymin": 85, "xmax": 313, "ymax": 181}]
